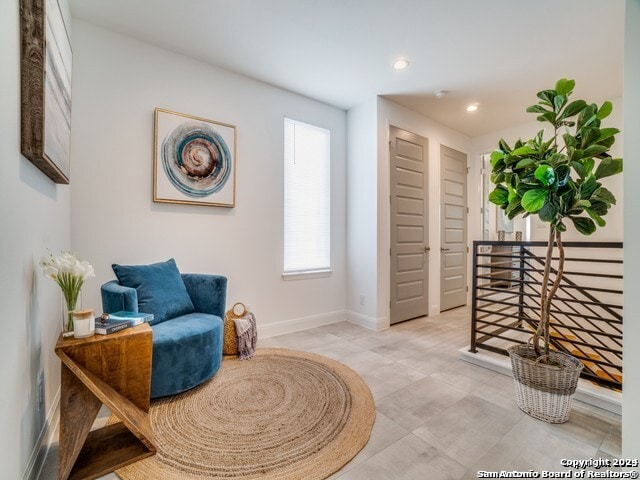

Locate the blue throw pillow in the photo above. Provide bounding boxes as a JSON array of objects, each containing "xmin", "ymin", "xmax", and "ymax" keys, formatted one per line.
[{"xmin": 112, "ymin": 258, "xmax": 195, "ymax": 325}]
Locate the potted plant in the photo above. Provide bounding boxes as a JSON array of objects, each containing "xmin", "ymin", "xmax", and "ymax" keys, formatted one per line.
[
  {"xmin": 488, "ymin": 78, "xmax": 623, "ymax": 423},
  {"xmin": 41, "ymin": 251, "xmax": 95, "ymax": 336}
]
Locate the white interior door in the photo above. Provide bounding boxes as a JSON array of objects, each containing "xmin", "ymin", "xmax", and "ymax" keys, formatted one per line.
[
  {"xmin": 440, "ymin": 145, "xmax": 468, "ymax": 311},
  {"xmin": 390, "ymin": 126, "xmax": 429, "ymax": 324}
]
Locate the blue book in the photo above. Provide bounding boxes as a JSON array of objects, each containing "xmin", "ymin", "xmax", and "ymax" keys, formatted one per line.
[{"xmin": 105, "ymin": 311, "xmax": 154, "ymax": 325}]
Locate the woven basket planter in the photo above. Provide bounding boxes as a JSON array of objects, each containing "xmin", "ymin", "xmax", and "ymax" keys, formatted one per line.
[{"xmin": 507, "ymin": 344, "xmax": 584, "ymax": 424}]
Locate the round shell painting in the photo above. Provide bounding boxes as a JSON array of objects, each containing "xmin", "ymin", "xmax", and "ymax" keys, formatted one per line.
[{"xmin": 161, "ymin": 122, "xmax": 232, "ymax": 198}]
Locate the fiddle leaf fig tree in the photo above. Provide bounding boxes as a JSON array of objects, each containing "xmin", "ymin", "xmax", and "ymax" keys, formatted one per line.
[{"xmin": 488, "ymin": 78, "xmax": 622, "ymax": 360}]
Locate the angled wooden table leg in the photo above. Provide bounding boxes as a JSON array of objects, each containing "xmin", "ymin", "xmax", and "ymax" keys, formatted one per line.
[{"xmin": 55, "ymin": 324, "xmax": 156, "ymax": 480}]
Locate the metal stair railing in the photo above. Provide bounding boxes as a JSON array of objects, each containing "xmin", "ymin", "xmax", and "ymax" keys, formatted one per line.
[{"xmin": 470, "ymin": 240, "xmax": 623, "ymax": 390}]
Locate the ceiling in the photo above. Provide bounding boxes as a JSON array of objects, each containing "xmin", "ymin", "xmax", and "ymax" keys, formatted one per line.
[{"xmin": 69, "ymin": 0, "xmax": 625, "ymax": 137}]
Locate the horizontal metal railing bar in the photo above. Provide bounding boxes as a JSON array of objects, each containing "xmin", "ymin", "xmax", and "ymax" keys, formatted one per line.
[
  {"xmin": 477, "ymin": 305, "xmax": 622, "ymax": 334},
  {"xmin": 473, "ymin": 331, "xmax": 622, "ymax": 369},
  {"xmin": 476, "ymin": 291, "xmax": 520, "ymax": 301},
  {"xmin": 557, "ymin": 257, "xmax": 623, "ymax": 264},
  {"xmin": 562, "ymin": 271, "xmax": 624, "ymax": 280},
  {"xmin": 475, "ymin": 281, "xmax": 521, "ymax": 291},
  {"xmin": 476, "ymin": 253, "xmax": 623, "ymax": 264},
  {"xmin": 475, "ymin": 303, "xmax": 519, "ymax": 317},
  {"xmin": 476, "ymin": 269, "xmax": 624, "ymax": 295},
  {"xmin": 477, "ymin": 263, "xmax": 624, "ymax": 280},
  {"xmin": 474, "ymin": 312, "xmax": 623, "ymax": 340},
  {"xmin": 473, "ymin": 241, "xmax": 623, "ymax": 249},
  {"xmin": 476, "ymin": 286, "xmax": 623, "ymax": 309},
  {"xmin": 475, "ymin": 275, "xmax": 623, "ymax": 295}
]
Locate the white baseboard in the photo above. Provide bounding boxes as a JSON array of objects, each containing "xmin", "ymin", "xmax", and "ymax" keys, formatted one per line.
[
  {"xmin": 259, "ymin": 310, "xmax": 347, "ymax": 338},
  {"xmin": 23, "ymin": 387, "xmax": 60, "ymax": 480},
  {"xmin": 459, "ymin": 347, "xmax": 622, "ymax": 415},
  {"xmin": 346, "ymin": 311, "xmax": 389, "ymax": 331}
]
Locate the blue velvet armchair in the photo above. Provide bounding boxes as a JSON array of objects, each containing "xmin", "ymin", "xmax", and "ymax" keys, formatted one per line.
[{"xmin": 101, "ymin": 262, "xmax": 227, "ymax": 398}]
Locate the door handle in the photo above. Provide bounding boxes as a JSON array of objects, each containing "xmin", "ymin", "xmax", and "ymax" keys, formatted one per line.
[
  {"xmin": 441, "ymin": 247, "xmax": 450, "ymax": 252},
  {"xmin": 424, "ymin": 246, "xmax": 430, "ymax": 252}
]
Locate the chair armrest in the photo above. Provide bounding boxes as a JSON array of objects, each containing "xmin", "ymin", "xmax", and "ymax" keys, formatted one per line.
[
  {"xmin": 101, "ymin": 280, "xmax": 138, "ymax": 313},
  {"xmin": 181, "ymin": 274, "xmax": 227, "ymax": 318}
]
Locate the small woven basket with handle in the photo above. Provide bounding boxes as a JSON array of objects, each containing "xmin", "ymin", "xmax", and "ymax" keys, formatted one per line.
[{"xmin": 223, "ymin": 302, "xmax": 248, "ymax": 355}]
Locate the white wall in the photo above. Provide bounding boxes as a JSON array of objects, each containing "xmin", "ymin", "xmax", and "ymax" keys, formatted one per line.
[
  {"xmin": 471, "ymin": 99, "xmax": 624, "ymax": 244},
  {"xmin": 0, "ymin": 1, "xmax": 73, "ymax": 478},
  {"xmin": 70, "ymin": 21, "xmax": 347, "ymax": 337},
  {"xmin": 377, "ymin": 98, "xmax": 471, "ymax": 319},
  {"xmin": 623, "ymin": 0, "xmax": 640, "ymax": 458},
  {"xmin": 346, "ymin": 99, "xmax": 380, "ymax": 328}
]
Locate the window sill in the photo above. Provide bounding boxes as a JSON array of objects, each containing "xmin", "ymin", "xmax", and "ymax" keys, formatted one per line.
[{"xmin": 281, "ymin": 269, "xmax": 333, "ymax": 281}]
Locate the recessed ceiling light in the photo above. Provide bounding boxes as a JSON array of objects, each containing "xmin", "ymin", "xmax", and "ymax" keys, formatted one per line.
[
  {"xmin": 434, "ymin": 90, "xmax": 448, "ymax": 99},
  {"xmin": 393, "ymin": 58, "xmax": 410, "ymax": 70},
  {"xmin": 466, "ymin": 104, "xmax": 479, "ymax": 112}
]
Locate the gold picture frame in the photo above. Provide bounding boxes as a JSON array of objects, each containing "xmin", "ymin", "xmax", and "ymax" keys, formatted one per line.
[{"xmin": 154, "ymin": 108, "xmax": 236, "ymax": 207}]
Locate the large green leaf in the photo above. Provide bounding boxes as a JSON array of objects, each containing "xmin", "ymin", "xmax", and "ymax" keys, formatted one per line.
[
  {"xmin": 592, "ymin": 186, "xmax": 617, "ymax": 205},
  {"xmin": 553, "ymin": 95, "xmax": 567, "ymax": 113},
  {"xmin": 598, "ymin": 127, "xmax": 620, "ymax": 142},
  {"xmin": 526, "ymin": 105, "xmax": 550, "ymax": 114},
  {"xmin": 583, "ymin": 145, "xmax": 609, "ymax": 158},
  {"xmin": 580, "ymin": 176, "xmax": 600, "ymax": 199},
  {"xmin": 537, "ymin": 90, "xmax": 556, "ymax": 106},
  {"xmin": 537, "ymin": 112, "xmax": 556, "ymax": 124},
  {"xmin": 490, "ymin": 150, "xmax": 504, "ymax": 167},
  {"xmin": 589, "ymin": 200, "xmax": 609, "ymax": 216},
  {"xmin": 499, "ymin": 139, "xmax": 512, "ymax": 152},
  {"xmin": 578, "ymin": 105, "xmax": 597, "ymax": 130},
  {"xmin": 511, "ymin": 145, "xmax": 535, "ymax": 157},
  {"xmin": 570, "ymin": 216, "xmax": 597, "ymax": 235},
  {"xmin": 583, "ymin": 158, "xmax": 595, "ymax": 177},
  {"xmin": 585, "ymin": 208, "xmax": 606, "ymax": 227},
  {"xmin": 580, "ymin": 127, "xmax": 601, "ymax": 148},
  {"xmin": 534, "ymin": 165, "xmax": 555, "ymax": 186},
  {"xmin": 506, "ymin": 200, "xmax": 525, "ymax": 219},
  {"xmin": 538, "ymin": 196, "xmax": 559, "ymax": 223},
  {"xmin": 563, "ymin": 133, "xmax": 577, "ymax": 149},
  {"xmin": 555, "ymin": 78, "xmax": 575, "ymax": 95},
  {"xmin": 594, "ymin": 158, "xmax": 623, "ymax": 179},
  {"xmin": 547, "ymin": 153, "xmax": 567, "ymax": 166},
  {"xmin": 597, "ymin": 101, "xmax": 613, "ymax": 120},
  {"xmin": 521, "ymin": 189, "xmax": 548, "ymax": 213},
  {"xmin": 516, "ymin": 182, "xmax": 539, "ymax": 196},
  {"xmin": 491, "ymin": 172, "xmax": 505, "ymax": 184},
  {"xmin": 555, "ymin": 165, "xmax": 571, "ymax": 187},
  {"xmin": 571, "ymin": 161, "xmax": 585, "ymax": 179},
  {"xmin": 488, "ymin": 187, "xmax": 509, "ymax": 206},
  {"xmin": 559, "ymin": 99, "xmax": 588, "ymax": 121},
  {"xmin": 515, "ymin": 158, "xmax": 537, "ymax": 170}
]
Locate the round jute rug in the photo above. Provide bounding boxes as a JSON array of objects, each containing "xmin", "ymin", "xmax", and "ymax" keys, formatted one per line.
[{"xmin": 114, "ymin": 348, "xmax": 376, "ymax": 480}]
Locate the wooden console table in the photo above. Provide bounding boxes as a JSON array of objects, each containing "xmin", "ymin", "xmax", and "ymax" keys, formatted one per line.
[{"xmin": 55, "ymin": 324, "xmax": 156, "ymax": 480}]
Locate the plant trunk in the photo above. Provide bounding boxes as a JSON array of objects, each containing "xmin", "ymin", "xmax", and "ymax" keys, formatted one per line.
[{"xmin": 532, "ymin": 227, "xmax": 565, "ymax": 359}]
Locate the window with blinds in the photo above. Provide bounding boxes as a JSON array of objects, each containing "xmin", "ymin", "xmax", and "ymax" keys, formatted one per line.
[{"xmin": 283, "ymin": 118, "xmax": 331, "ymax": 277}]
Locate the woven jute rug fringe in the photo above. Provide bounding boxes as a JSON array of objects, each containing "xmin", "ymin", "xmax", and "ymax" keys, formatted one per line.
[{"xmin": 113, "ymin": 348, "xmax": 376, "ymax": 480}]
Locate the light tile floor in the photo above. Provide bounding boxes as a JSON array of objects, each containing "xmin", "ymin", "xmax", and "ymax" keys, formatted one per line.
[{"xmin": 40, "ymin": 306, "xmax": 622, "ymax": 479}]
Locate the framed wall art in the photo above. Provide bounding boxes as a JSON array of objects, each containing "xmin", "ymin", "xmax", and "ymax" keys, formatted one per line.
[
  {"xmin": 20, "ymin": 0, "xmax": 73, "ymax": 184},
  {"xmin": 154, "ymin": 108, "xmax": 236, "ymax": 207}
]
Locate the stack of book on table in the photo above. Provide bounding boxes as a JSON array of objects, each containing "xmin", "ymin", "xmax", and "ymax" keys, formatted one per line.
[{"xmin": 94, "ymin": 311, "xmax": 154, "ymax": 335}]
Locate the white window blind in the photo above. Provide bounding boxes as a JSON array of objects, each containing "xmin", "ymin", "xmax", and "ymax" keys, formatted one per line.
[{"xmin": 283, "ymin": 118, "xmax": 330, "ymax": 274}]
